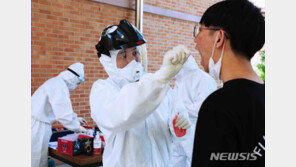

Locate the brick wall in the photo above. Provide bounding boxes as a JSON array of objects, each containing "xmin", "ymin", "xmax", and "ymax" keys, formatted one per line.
[{"xmin": 31, "ymin": 0, "xmax": 221, "ymax": 127}]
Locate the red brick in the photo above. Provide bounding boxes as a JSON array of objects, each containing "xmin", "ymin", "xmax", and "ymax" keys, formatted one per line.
[
  {"xmin": 47, "ymin": 15, "xmax": 57, "ymax": 20},
  {"xmin": 63, "ymin": 5, "xmax": 74, "ymax": 10},
  {"xmin": 39, "ymin": 9, "xmax": 51, "ymax": 14},
  {"xmin": 47, "ymin": 33, "xmax": 58, "ymax": 38},
  {"xmin": 52, "ymin": 3, "xmax": 63, "ymax": 8},
  {"xmin": 53, "ymin": 12, "xmax": 63, "ymax": 17},
  {"xmin": 39, "ymin": 0, "xmax": 50, "ymax": 5},
  {"xmin": 58, "ymin": 35, "xmax": 69, "ymax": 39}
]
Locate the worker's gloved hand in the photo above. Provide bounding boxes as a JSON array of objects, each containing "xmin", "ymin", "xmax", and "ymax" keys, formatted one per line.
[
  {"xmin": 78, "ymin": 117, "xmax": 87, "ymax": 125},
  {"xmin": 78, "ymin": 126, "xmax": 87, "ymax": 133},
  {"xmin": 175, "ymin": 113, "xmax": 191, "ymax": 130},
  {"xmin": 155, "ymin": 45, "xmax": 191, "ymax": 83}
]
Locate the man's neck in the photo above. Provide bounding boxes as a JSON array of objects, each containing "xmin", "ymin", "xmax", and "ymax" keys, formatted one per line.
[{"xmin": 220, "ymin": 51, "xmax": 264, "ymax": 84}]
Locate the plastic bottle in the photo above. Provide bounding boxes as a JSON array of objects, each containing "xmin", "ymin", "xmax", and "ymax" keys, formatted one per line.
[
  {"xmin": 93, "ymin": 132, "xmax": 102, "ymax": 155},
  {"xmin": 99, "ymin": 132, "xmax": 105, "ymax": 152}
]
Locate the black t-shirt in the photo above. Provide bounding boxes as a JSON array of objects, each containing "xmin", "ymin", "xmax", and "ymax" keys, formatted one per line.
[{"xmin": 191, "ymin": 79, "xmax": 265, "ymax": 167}]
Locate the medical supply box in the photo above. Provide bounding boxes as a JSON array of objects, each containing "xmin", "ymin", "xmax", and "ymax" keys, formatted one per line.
[{"xmin": 57, "ymin": 134, "xmax": 94, "ymax": 156}]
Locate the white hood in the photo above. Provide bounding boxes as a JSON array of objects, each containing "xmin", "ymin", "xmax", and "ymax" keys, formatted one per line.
[{"xmin": 59, "ymin": 62, "xmax": 84, "ymax": 90}]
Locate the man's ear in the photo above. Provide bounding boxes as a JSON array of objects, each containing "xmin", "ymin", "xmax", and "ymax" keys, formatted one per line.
[{"xmin": 215, "ymin": 30, "xmax": 226, "ymax": 48}]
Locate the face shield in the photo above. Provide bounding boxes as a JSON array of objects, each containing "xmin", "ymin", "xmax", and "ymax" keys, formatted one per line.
[
  {"xmin": 95, "ymin": 19, "xmax": 147, "ymax": 58},
  {"xmin": 67, "ymin": 68, "xmax": 85, "ymax": 82},
  {"xmin": 137, "ymin": 44, "xmax": 148, "ymax": 73}
]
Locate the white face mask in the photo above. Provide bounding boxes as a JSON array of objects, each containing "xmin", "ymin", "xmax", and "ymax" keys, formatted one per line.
[
  {"xmin": 59, "ymin": 71, "xmax": 80, "ymax": 90},
  {"xmin": 68, "ymin": 82, "xmax": 78, "ymax": 90},
  {"xmin": 119, "ymin": 60, "xmax": 144, "ymax": 83},
  {"xmin": 208, "ymin": 33, "xmax": 226, "ymax": 83}
]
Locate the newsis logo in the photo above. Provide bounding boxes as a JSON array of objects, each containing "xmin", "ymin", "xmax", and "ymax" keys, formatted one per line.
[
  {"xmin": 210, "ymin": 135, "xmax": 265, "ymax": 161},
  {"xmin": 210, "ymin": 152, "xmax": 257, "ymax": 161}
]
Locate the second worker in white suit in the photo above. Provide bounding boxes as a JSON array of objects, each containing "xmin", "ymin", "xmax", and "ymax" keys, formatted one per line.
[
  {"xmin": 31, "ymin": 63, "xmax": 87, "ymax": 167},
  {"xmin": 170, "ymin": 55, "xmax": 217, "ymax": 167},
  {"xmin": 90, "ymin": 19, "xmax": 191, "ymax": 167}
]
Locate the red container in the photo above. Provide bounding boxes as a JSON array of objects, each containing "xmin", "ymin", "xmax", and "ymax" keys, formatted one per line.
[
  {"xmin": 100, "ymin": 136, "xmax": 105, "ymax": 142},
  {"xmin": 57, "ymin": 134, "xmax": 93, "ymax": 156},
  {"xmin": 82, "ymin": 126, "xmax": 93, "ymax": 129}
]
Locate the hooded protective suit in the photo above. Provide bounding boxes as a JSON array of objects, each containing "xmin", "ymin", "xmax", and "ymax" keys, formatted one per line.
[
  {"xmin": 31, "ymin": 63, "xmax": 86, "ymax": 167},
  {"xmin": 170, "ymin": 56, "xmax": 217, "ymax": 167},
  {"xmin": 90, "ymin": 46, "xmax": 191, "ymax": 167}
]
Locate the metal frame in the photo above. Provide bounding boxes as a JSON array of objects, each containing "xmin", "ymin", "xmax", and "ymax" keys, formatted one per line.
[
  {"xmin": 88, "ymin": 0, "xmax": 201, "ymax": 23},
  {"xmin": 136, "ymin": 0, "xmax": 143, "ymax": 32}
]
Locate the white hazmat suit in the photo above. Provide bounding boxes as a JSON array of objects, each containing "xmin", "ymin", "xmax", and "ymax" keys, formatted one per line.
[
  {"xmin": 31, "ymin": 63, "xmax": 87, "ymax": 167},
  {"xmin": 170, "ymin": 55, "xmax": 217, "ymax": 167},
  {"xmin": 90, "ymin": 45, "xmax": 191, "ymax": 167}
]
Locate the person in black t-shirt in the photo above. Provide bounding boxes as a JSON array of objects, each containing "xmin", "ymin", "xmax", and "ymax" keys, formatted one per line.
[{"xmin": 191, "ymin": 0, "xmax": 265, "ymax": 166}]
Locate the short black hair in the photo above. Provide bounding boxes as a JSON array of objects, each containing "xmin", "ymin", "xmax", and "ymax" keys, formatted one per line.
[{"xmin": 200, "ymin": 0, "xmax": 265, "ymax": 59}]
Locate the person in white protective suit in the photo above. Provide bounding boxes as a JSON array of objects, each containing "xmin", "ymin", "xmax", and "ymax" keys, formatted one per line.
[
  {"xmin": 31, "ymin": 62, "xmax": 88, "ymax": 167},
  {"xmin": 90, "ymin": 19, "xmax": 192, "ymax": 167},
  {"xmin": 170, "ymin": 55, "xmax": 217, "ymax": 167}
]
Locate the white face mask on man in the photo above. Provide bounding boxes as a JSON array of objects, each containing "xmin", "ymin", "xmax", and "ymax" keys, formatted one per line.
[{"xmin": 208, "ymin": 33, "xmax": 226, "ymax": 83}]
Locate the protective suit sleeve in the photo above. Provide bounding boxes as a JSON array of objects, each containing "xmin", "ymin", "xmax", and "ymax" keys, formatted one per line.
[
  {"xmin": 175, "ymin": 56, "xmax": 217, "ymax": 119},
  {"xmin": 90, "ymin": 73, "xmax": 169, "ymax": 132},
  {"xmin": 48, "ymin": 83, "xmax": 81, "ymax": 131},
  {"xmin": 183, "ymin": 73, "xmax": 217, "ymax": 119}
]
